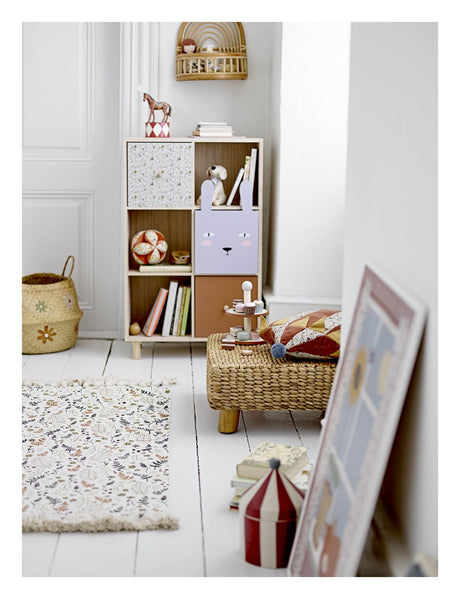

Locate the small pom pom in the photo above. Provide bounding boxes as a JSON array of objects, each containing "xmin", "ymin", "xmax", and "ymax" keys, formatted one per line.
[
  {"xmin": 271, "ymin": 343, "xmax": 287, "ymax": 359},
  {"xmin": 269, "ymin": 457, "xmax": 281, "ymax": 470}
]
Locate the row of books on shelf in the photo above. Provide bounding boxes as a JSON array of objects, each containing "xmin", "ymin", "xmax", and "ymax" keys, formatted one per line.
[
  {"xmin": 229, "ymin": 442, "xmax": 313, "ymax": 510},
  {"xmin": 142, "ymin": 280, "xmax": 191, "ymax": 337},
  {"xmin": 226, "ymin": 147, "xmax": 258, "ymax": 206}
]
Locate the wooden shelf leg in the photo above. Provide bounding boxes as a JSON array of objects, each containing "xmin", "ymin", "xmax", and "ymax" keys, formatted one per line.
[
  {"xmin": 132, "ymin": 342, "xmax": 142, "ymax": 360},
  {"xmin": 218, "ymin": 408, "xmax": 240, "ymax": 433}
]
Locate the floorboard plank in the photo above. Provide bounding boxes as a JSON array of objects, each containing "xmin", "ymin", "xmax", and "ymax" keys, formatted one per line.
[
  {"xmin": 50, "ymin": 531, "xmax": 138, "ymax": 576},
  {"xmin": 191, "ymin": 344, "xmax": 287, "ymax": 577},
  {"xmin": 22, "ymin": 533, "xmax": 59, "ymax": 576},
  {"xmin": 135, "ymin": 343, "xmax": 204, "ymax": 576},
  {"xmin": 103, "ymin": 339, "xmax": 154, "ymax": 379},
  {"xmin": 290, "ymin": 410, "xmax": 323, "ymax": 461},
  {"xmin": 61, "ymin": 339, "xmax": 112, "ymax": 379},
  {"xmin": 22, "ymin": 346, "xmax": 73, "ymax": 380}
]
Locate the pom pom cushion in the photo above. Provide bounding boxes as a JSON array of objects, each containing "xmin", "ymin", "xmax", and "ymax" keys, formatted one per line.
[{"xmin": 259, "ymin": 309, "xmax": 342, "ymax": 360}]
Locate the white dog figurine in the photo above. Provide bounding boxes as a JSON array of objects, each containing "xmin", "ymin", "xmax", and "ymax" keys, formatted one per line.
[{"xmin": 197, "ymin": 165, "xmax": 228, "ymax": 206}]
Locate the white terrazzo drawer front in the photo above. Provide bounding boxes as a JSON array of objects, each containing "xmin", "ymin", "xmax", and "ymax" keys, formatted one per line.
[{"xmin": 127, "ymin": 142, "xmax": 193, "ymax": 208}]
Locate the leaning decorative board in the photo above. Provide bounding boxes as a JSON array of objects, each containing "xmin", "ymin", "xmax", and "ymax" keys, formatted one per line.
[{"xmin": 288, "ymin": 264, "xmax": 426, "ymax": 577}]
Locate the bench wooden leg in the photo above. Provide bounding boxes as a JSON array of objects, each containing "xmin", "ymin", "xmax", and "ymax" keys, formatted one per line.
[
  {"xmin": 218, "ymin": 409, "xmax": 240, "ymax": 433},
  {"xmin": 132, "ymin": 342, "xmax": 142, "ymax": 360}
]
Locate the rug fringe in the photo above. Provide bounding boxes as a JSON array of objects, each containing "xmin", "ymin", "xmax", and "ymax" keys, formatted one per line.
[
  {"xmin": 23, "ymin": 512, "xmax": 179, "ymax": 533},
  {"xmin": 22, "ymin": 374, "xmax": 177, "ymax": 387}
]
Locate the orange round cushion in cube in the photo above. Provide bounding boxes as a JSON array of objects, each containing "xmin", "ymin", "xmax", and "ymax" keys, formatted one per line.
[{"xmin": 131, "ymin": 230, "xmax": 168, "ymax": 265}]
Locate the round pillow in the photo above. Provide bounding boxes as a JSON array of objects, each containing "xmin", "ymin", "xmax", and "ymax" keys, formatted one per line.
[{"xmin": 131, "ymin": 230, "xmax": 168, "ymax": 265}]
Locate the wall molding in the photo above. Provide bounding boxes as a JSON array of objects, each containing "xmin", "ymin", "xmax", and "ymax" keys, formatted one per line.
[
  {"xmin": 22, "ymin": 190, "xmax": 95, "ymax": 311},
  {"xmin": 263, "ymin": 285, "xmax": 342, "ymax": 322},
  {"xmin": 22, "ymin": 23, "xmax": 95, "ymax": 163},
  {"xmin": 119, "ymin": 22, "xmax": 160, "ymax": 139}
]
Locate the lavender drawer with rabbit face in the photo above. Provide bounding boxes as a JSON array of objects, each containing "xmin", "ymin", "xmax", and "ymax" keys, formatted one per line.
[{"xmin": 195, "ymin": 180, "xmax": 259, "ymax": 275}]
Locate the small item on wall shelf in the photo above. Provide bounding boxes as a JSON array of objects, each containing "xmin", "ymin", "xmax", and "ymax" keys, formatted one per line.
[
  {"xmin": 131, "ymin": 229, "xmax": 168, "ymax": 265},
  {"xmin": 181, "ymin": 38, "xmax": 196, "ymax": 54},
  {"xmin": 196, "ymin": 165, "xmax": 228, "ymax": 206},
  {"xmin": 129, "ymin": 322, "xmax": 141, "ymax": 336},
  {"xmin": 176, "ymin": 22, "xmax": 248, "ymax": 81},
  {"xmin": 143, "ymin": 92, "xmax": 172, "ymax": 138}
]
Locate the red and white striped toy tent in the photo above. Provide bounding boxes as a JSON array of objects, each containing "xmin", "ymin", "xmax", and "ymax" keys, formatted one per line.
[{"xmin": 239, "ymin": 458, "xmax": 305, "ymax": 569}]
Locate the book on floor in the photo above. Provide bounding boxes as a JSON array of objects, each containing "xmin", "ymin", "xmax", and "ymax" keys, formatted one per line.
[
  {"xmin": 161, "ymin": 280, "xmax": 179, "ymax": 336},
  {"xmin": 142, "ymin": 287, "xmax": 168, "ymax": 336},
  {"xmin": 229, "ymin": 454, "xmax": 313, "ymax": 510},
  {"xmin": 236, "ymin": 442, "xmax": 309, "ymax": 481}
]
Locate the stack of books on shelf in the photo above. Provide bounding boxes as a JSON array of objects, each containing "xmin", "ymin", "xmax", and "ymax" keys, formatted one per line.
[
  {"xmin": 192, "ymin": 122, "xmax": 234, "ymax": 137},
  {"xmin": 229, "ymin": 442, "xmax": 313, "ymax": 510},
  {"xmin": 226, "ymin": 147, "xmax": 258, "ymax": 206},
  {"xmin": 142, "ymin": 280, "xmax": 191, "ymax": 337}
]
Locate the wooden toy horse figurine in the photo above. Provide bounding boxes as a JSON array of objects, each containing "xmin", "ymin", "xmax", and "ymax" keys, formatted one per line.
[{"xmin": 143, "ymin": 93, "xmax": 172, "ymax": 123}]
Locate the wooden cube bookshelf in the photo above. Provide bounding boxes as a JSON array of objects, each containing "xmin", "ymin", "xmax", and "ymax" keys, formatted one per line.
[{"xmin": 123, "ymin": 137, "xmax": 263, "ymax": 359}]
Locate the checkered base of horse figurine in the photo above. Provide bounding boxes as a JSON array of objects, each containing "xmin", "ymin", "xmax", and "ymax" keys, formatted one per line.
[{"xmin": 145, "ymin": 121, "xmax": 170, "ymax": 138}]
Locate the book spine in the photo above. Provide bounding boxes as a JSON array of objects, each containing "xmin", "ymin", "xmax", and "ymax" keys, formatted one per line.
[
  {"xmin": 243, "ymin": 155, "xmax": 251, "ymax": 180},
  {"xmin": 180, "ymin": 287, "xmax": 191, "ymax": 335},
  {"xmin": 142, "ymin": 288, "xmax": 168, "ymax": 336},
  {"xmin": 192, "ymin": 130, "xmax": 233, "ymax": 137},
  {"xmin": 172, "ymin": 286, "xmax": 185, "ymax": 336},
  {"xmin": 226, "ymin": 167, "xmax": 244, "ymax": 206},
  {"xmin": 161, "ymin": 281, "xmax": 178, "ymax": 336},
  {"xmin": 175, "ymin": 286, "xmax": 186, "ymax": 335},
  {"xmin": 249, "ymin": 148, "xmax": 257, "ymax": 183}
]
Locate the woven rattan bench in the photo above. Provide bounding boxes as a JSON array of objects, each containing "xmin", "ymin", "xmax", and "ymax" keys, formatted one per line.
[{"xmin": 206, "ymin": 333, "xmax": 337, "ymax": 433}]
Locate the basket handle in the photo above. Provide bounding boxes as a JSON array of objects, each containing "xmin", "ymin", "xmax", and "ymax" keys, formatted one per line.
[{"xmin": 61, "ymin": 255, "xmax": 75, "ymax": 278}]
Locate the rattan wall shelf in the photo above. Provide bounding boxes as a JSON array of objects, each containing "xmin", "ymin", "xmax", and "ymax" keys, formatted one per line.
[{"xmin": 176, "ymin": 22, "xmax": 248, "ymax": 81}]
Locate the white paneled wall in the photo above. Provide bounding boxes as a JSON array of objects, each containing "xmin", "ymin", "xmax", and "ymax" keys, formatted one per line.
[{"xmin": 22, "ymin": 23, "xmax": 121, "ymax": 337}]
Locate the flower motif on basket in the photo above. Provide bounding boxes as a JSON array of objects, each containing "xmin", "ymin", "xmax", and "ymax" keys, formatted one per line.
[
  {"xmin": 35, "ymin": 300, "xmax": 47, "ymax": 312},
  {"xmin": 37, "ymin": 325, "xmax": 56, "ymax": 344},
  {"xmin": 63, "ymin": 293, "xmax": 75, "ymax": 311}
]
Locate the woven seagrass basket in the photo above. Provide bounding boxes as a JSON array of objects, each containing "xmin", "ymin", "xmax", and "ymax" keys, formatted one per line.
[
  {"xmin": 206, "ymin": 333, "xmax": 336, "ymax": 412},
  {"xmin": 22, "ymin": 256, "xmax": 83, "ymax": 354}
]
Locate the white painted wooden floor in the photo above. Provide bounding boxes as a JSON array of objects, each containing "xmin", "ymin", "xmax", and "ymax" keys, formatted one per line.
[{"xmin": 22, "ymin": 339, "xmax": 323, "ymax": 578}]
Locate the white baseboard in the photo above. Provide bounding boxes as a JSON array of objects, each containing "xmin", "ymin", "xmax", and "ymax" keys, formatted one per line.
[
  {"xmin": 78, "ymin": 330, "xmax": 119, "ymax": 340},
  {"xmin": 262, "ymin": 286, "xmax": 342, "ymax": 322}
]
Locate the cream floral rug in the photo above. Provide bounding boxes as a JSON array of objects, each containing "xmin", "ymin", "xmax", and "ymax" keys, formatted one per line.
[{"xmin": 22, "ymin": 377, "xmax": 178, "ymax": 532}]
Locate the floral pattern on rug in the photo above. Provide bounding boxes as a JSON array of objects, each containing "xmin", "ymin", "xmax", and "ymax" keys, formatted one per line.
[{"xmin": 22, "ymin": 379, "xmax": 179, "ymax": 532}]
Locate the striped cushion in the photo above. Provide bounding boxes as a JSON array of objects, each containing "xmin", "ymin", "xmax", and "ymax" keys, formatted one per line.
[{"xmin": 259, "ymin": 309, "xmax": 342, "ymax": 360}]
